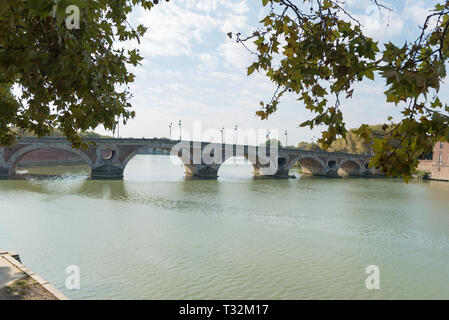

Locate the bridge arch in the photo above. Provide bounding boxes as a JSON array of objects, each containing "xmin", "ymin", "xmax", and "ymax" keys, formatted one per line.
[
  {"xmin": 8, "ymin": 144, "xmax": 93, "ymax": 176},
  {"xmin": 288, "ymin": 156, "xmax": 327, "ymax": 176},
  {"xmin": 216, "ymin": 155, "xmax": 260, "ymax": 178},
  {"xmin": 121, "ymin": 143, "xmax": 222, "ymax": 179},
  {"xmin": 120, "ymin": 144, "xmax": 189, "ymax": 179},
  {"xmin": 337, "ymin": 159, "xmax": 363, "ymax": 177}
]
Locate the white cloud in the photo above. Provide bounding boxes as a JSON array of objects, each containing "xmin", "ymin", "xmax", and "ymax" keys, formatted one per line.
[
  {"xmin": 343, "ymin": 0, "xmax": 437, "ymax": 43},
  {"xmin": 195, "ymin": 0, "xmax": 218, "ymax": 12},
  {"xmin": 134, "ymin": 0, "xmax": 250, "ymax": 57},
  {"xmin": 136, "ymin": 3, "xmax": 218, "ymax": 56},
  {"xmin": 218, "ymin": 0, "xmax": 250, "ymax": 33},
  {"xmin": 210, "ymin": 71, "xmax": 241, "ymax": 82},
  {"xmin": 197, "ymin": 53, "xmax": 218, "ymax": 69},
  {"xmin": 217, "ymin": 40, "xmax": 253, "ymax": 69}
]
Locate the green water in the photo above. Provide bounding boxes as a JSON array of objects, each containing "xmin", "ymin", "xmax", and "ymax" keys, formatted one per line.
[{"xmin": 1, "ymin": 155, "xmax": 449, "ymax": 299}]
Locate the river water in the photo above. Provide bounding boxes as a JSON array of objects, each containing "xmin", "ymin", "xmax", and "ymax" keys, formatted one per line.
[{"xmin": 0, "ymin": 155, "xmax": 448, "ymax": 299}]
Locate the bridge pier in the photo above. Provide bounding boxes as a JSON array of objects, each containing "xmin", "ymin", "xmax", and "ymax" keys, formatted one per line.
[
  {"xmin": 91, "ymin": 164, "xmax": 124, "ymax": 180},
  {"xmin": 252, "ymin": 167, "xmax": 291, "ymax": 179},
  {"xmin": 184, "ymin": 164, "xmax": 220, "ymax": 179},
  {"xmin": 0, "ymin": 147, "xmax": 10, "ymax": 178},
  {"xmin": 273, "ymin": 168, "xmax": 292, "ymax": 179},
  {"xmin": 0, "ymin": 166, "xmax": 9, "ymax": 179},
  {"xmin": 326, "ymin": 168, "xmax": 339, "ymax": 177}
]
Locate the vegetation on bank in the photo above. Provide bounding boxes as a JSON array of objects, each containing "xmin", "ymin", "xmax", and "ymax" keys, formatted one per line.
[
  {"xmin": 0, "ymin": 277, "xmax": 57, "ymax": 300},
  {"xmin": 412, "ymin": 170, "xmax": 431, "ymax": 180}
]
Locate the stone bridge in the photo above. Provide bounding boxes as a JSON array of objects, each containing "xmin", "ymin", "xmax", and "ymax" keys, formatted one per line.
[{"xmin": 0, "ymin": 137, "xmax": 374, "ymax": 179}]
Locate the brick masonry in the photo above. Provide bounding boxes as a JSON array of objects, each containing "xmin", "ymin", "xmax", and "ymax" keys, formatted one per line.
[
  {"xmin": 17, "ymin": 149, "xmax": 85, "ymax": 167},
  {"xmin": 417, "ymin": 142, "xmax": 449, "ymax": 181}
]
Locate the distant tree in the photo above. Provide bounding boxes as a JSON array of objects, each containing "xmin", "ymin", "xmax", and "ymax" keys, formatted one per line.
[
  {"xmin": 0, "ymin": 0, "xmax": 163, "ymax": 147},
  {"xmin": 328, "ymin": 124, "xmax": 396, "ymax": 155},
  {"xmin": 11, "ymin": 127, "xmax": 109, "ymax": 138},
  {"xmin": 234, "ymin": 0, "xmax": 449, "ymax": 180},
  {"xmin": 328, "ymin": 131, "xmax": 372, "ymax": 154},
  {"xmin": 261, "ymin": 138, "xmax": 283, "ymax": 148},
  {"xmin": 297, "ymin": 141, "xmax": 323, "ymax": 151}
]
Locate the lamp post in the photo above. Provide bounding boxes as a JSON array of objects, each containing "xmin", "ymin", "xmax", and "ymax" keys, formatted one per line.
[
  {"xmin": 234, "ymin": 125, "xmax": 238, "ymax": 145},
  {"xmin": 221, "ymin": 127, "xmax": 224, "ymax": 144},
  {"xmin": 234, "ymin": 125, "xmax": 238, "ymax": 165},
  {"xmin": 284, "ymin": 130, "xmax": 288, "ymax": 147},
  {"xmin": 169, "ymin": 122, "xmax": 172, "ymax": 140},
  {"xmin": 114, "ymin": 116, "xmax": 120, "ymax": 138},
  {"xmin": 178, "ymin": 120, "xmax": 182, "ymax": 141}
]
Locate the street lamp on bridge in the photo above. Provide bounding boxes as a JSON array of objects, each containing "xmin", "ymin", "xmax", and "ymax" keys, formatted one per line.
[
  {"xmin": 221, "ymin": 127, "xmax": 225, "ymax": 144},
  {"xmin": 169, "ymin": 122, "xmax": 173, "ymax": 140},
  {"xmin": 114, "ymin": 116, "xmax": 120, "ymax": 138},
  {"xmin": 234, "ymin": 125, "xmax": 238, "ymax": 145},
  {"xmin": 178, "ymin": 120, "xmax": 182, "ymax": 140},
  {"xmin": 284, "ymin": 130, "xmax": 288, "ymax": 147}
]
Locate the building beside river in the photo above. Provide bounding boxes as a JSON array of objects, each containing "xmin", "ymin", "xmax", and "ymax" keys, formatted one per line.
[{"xmin": 418, "ymin": 142, "xmax": 449, "ymax": 181}]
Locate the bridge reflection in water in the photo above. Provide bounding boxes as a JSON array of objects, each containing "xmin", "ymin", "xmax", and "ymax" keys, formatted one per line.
[{"xmin": 0, "ymin": 137, "xmax": 375, "ymax": 180}]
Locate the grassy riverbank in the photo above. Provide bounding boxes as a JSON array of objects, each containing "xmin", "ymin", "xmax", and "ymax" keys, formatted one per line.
[{"xmin": 0, "ymin": 277, "xmax": 57, "ymax": 300}]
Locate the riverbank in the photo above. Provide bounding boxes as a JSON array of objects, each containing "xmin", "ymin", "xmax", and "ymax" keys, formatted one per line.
[{"xmin": 0, "ymin": 250, "xmax": 67, "ymax": 300}]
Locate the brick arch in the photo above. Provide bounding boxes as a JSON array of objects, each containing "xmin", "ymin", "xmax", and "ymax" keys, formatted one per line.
[
  {"xmin": 8, "ymin": 144, "xmax": 94, "ymax": 176},
  {"xmin": 287, "ymin": 155, "xmax": 327, "ymax": 175},
  {"xmin": 118, "ymin": 144, "xmax": 148, "ymax": 169},
  {"xmin": 337, "ymin": 159, "xmax": 363, "ymax": 177},
  {"xmin": 121, "ymin": 142, "xmax": 204, "ymax": 177}
]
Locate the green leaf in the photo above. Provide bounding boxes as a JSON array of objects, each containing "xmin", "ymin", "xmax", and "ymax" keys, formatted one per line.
[
  {"xmin": 365, "ymin": 69, "xmax": 375, "ymax": 80},
  {"xmin": 247, "ymin": 64, "xmax": 257, "ymax": 76}
]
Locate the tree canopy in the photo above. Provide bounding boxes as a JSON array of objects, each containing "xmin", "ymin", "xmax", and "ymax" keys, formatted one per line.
[
  {"xmin": 261, "ymin": 138, "xmax": 283, "ymax": 148},
  {"xmin": 297, "ymin": 140, "xmax": 322, "ymax": 151},
  {"xmin": 296, "ymin": 124, "xmax": 393, "ymax": 154},
  {"xmin": 0, "ymin": 0, "xmax": 163, "ymax": 148},
  {"xmin": 233, "ymin": 0, "xmax": 449, "ymax": 180}
]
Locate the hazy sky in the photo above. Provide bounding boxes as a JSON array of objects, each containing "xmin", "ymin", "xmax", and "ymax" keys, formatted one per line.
[{"xmin": 95, "ymin": 0, "xmax": 448, "ymax": 145}]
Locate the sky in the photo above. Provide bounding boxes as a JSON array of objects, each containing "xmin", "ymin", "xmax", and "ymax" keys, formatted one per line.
[{"xmin": 93, "ymin": 0, "xmax": 448, "ymax": 146}]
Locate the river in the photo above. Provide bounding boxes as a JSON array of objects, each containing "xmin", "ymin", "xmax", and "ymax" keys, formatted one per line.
[{"xmin": 0, "ymin": 155, "xmax": 448, "ymax": 299}]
